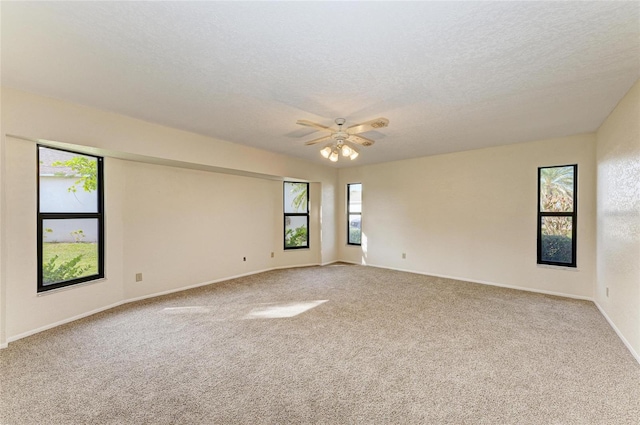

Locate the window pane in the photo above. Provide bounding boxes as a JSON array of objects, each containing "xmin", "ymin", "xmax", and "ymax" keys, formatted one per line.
[
  {"xmin": 540, "ymin": 216, "xmax": 573, "ymax": 264},
  {"xmin": 284, "ymin": 182, "xmax": 308, "ymax": 214},
  {"xmin": 348, "ymin": 214, "xmax": 361, "ymax": 245},
  {"xmin": 540, "ymin": 166, "xmax": 574, "ymax": 213},
  {"xmin": 348, "ymin": 184, "xmax": 362, "ymax": 213},
  {"xmin": 285, "ymin": 215, "xmax": 308, "ymax": 248},
  {"xmin": 39, "ymin": 147, "xmax": 99, "ymax": 213},
  {"xmin": 42, "ymin": 219, "xmax": 99, "ymax": 286}
]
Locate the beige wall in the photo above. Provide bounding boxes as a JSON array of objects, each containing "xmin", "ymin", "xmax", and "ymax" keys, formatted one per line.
[
  {"xmin": 2, "ymin": 87, "xmax": 338, "ymax": 266},
  {"xmin": 4, "ymin": 139, "xmax": 126, "ymax": 338},
  {"xmin": 0, "ymin": 104, "xmax": 6, "ymax": 347},
  {"xmin": 596, "ymin": 79, "xmax": 640, "ymax": 360},
  {"xmin": 121, "ymin": 162, "xmax": 323, "ymax": 300},
  {"xmin": 338, "ymin": 134, "xmax": 597, "ymax": 299},
  {"xmin": 1, "ymin": 88, "xmax": 338, "ymax": 342}
]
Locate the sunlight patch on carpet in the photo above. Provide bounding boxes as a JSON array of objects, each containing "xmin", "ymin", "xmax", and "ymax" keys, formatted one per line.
[
  {"xmin": 162, "ymin": 306, "xmax": 211, "ymax": 314},
  {"xmin": 243, "ymin": 300, "xmax": 328, "ymax": 319}
]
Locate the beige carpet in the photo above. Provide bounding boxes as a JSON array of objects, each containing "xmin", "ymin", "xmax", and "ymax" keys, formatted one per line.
[{"xmin": 1, "ymin": 264, "xmax": 639, "ymax": 424}]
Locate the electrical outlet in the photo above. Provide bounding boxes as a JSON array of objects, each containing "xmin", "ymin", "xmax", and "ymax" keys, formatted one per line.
[
  {"xmin": 606, "ymin": 287, "xmax": 609, "ymax": 297},
  {"xmin": 271, "ymin": 252, "xmax": 274, "ymax": 258},
  {"xmin": 135, "ymin": 273, "xmax": 143, "ymax": 282},
  {"xmin": 402, "ymin": 253, "xmax": 406, "ymax": 259}
]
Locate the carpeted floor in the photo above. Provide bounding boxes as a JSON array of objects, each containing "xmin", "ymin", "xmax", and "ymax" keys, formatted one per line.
[{"xmin": 1, "ymin": 264, "xmax": 639, "ymax": 424}]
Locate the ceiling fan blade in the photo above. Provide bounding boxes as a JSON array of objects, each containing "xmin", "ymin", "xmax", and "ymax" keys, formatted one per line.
[
  {"xmin": 296, "ymin": 120, "xmax": 334, "ymax": 133},
  {"xmin": 304, "ymin": 135, "xmax": 333, "ymax": 146},
  {"xmin": 348, "ymin": 134, "xmax": 376, "ymax": 147},
  {"xmin": 347, "ymin": 117, "xmax": 389, "ymax": 135}
]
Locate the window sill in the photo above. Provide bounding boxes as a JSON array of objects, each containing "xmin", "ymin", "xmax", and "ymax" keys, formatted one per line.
[
  {"xmin": 537, "ymin": 264, "xmax": 579, "ymax": 272},
  {"xmin": 37, "ymin": 277, "xmax": 107, "ymax": 296}
]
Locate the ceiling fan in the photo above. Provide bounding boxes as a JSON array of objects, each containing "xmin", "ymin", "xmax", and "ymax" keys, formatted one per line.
[{"xmin": 296, "ymin": 117, "xmax": 389, "ymax": 162}]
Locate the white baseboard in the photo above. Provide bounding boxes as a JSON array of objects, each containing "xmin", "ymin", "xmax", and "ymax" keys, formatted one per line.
[
  {"xmin": 121, "ymin": 262, "xmax": 333, "ymax": 306},
  {"xmin": 594, "ymin": 301, "xmax": 640, "ymax": 365},
  {"xmin": 366, "ymin": 263, "xmax": 639, "ymax": 364},
  {"xmin": 334, "ymin": 260, "xmax": 361, "ymax": 266},
  {"xmin": 7, "ymin": 300, "xmax": 127, "ymax": 344},
  {"xmin": 123, "ymin": 267, "xmax": 283, "ymax": 305},
  {"xmin": 5, "ymin": 263, "xmax": 326, "ymax": 346},
  {"xmin": 6, "ymin": 261, "xmax": 637, "ymax": 368},
  {"xmin": 366, "ymin": 263, "xmax": 594, "ymax": 301}
]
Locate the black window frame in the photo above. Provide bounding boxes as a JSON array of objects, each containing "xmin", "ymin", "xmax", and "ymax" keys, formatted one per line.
[
  {"xmin": 537, "ymin": 164, "xmax": 577, "ymax": 268},
  {"xmin": 37, "ymin": 145, "xmax": 105, "ymax": 292},
  {"xmin": 283, "ymin": 181, "xmax": 309, "ymax": 250},
  {"xmin": 347, "ymin": 183, "xmax": 362, "ymax": 246}
]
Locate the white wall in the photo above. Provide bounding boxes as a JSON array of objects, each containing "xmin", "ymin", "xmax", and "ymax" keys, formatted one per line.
[
  {"xmin": 595, "ymin": 79, "xmax": 640, "ymax": 360},
  {"xmin": 1, "ymin": 87, "xmax": 338, "ymax": 342},
  {"xmin": 338, "ymin": 134, "xmax": 597, "ymax": 299},
  {"xmin": 0, "ymin": 107, "xmax": 7, "ymax": 347}
]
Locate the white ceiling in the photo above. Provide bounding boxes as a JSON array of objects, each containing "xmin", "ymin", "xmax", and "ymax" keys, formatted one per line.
[{"xmin": 2, "ymin": 2, "xmax": 639, "ymax": 167}]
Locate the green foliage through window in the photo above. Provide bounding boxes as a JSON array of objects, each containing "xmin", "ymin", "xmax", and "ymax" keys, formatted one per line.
[
  {"xmin": 285, "ymin": 226, "xmax": 308, "ymax": 248},
  {"xmin": 284, "ymin": 182, "xmax": 309, "ymax": 249},
  {"xmin": 38, "ymin": 146, "xmax": 104, "ymax": 291},
  {"xmin": 52, "ymin": 155, "xmax": 98, "ymax": 193},
  {"xmin": 538, "ymin": 165, "xmax": 577, "ymax": 267},
  {"xmin": 42, "ymin": 255, "xmax": 91, "ymax": 285},
  {"xmin": 347, "ymin": 184, "xmax": 362, "ymax": 245},
  {"xmin": 540, "ymin": 235, "xmax": 573, "ymax": 264},
  {"xmin": 349, "ymin": 227, "xmax": 361, "ymax": 245}
]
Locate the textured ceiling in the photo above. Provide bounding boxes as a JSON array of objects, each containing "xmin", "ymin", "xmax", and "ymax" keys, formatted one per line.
[{"xmin": 2, "ymin": 2, "xmax": 639, "ymax": 167}]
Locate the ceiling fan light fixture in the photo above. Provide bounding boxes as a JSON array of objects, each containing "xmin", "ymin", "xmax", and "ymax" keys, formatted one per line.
[
  {"xmin": 329, "ymin": 149, "xmax": 339, "ymax": 162},
  {"xmin": 349, "ymin": 149, "xmax": 359, "ymax": 160},
  {"xmin": 341, "ymin": 144, "xmax": 354, "ymax": 157},
  {"xmin": 320, "ymin": 146, "xmax": 332, "ymax": 158}
]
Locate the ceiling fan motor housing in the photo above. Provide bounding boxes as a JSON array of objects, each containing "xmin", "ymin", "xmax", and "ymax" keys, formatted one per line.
[{"xmin": 332, "ymin": 131, "xmax": 349, "ymax": 142}]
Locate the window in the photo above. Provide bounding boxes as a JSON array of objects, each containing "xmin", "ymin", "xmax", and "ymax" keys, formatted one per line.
[
  {"xmin": 347, "ymin": 183, "xmax": 362, "ymax": 245},
  {"xmin": 537, "ymin": 164, "xmax": 577, "ymax": 267},
  {"xmin": 38, "ymin": 146, "xmax": 104, "ymax": 292},
  {"xmin": 284, "ymin": 182, "xmax": 309, "ymax": 249}
]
